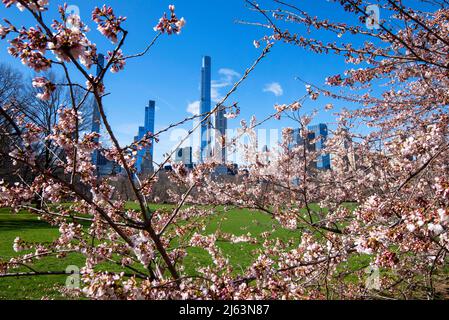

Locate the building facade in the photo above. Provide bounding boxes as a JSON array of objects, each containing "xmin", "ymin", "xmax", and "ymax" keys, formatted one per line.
[
  {"xmin": 214, "ymin": 105, "xmax": 227, "ymax": 163},
  {"xmin": 134, "ymin": 100, "xmax": 156, "ymax": 175},
  {"xmin": 89, "ymin": 54, "xmax": 123, "ymax": 177},
  {"xmin": 200, "ymin": 56, "xmax": 212, "ymax": 163},
  {"xmin": 290, "ymin": 123, "xmax": 331, "ymax": 170}
]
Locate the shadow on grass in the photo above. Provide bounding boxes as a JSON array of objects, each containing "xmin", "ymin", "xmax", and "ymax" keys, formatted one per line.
[{"xmin": 0, "ymin": 219, "xmax": 54, "ymax": 232}]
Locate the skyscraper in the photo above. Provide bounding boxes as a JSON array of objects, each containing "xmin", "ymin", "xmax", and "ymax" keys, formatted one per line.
[
  {"xmin": 135, "ymin": 100, "xmax": 156, "ymax": 174},
  {"xmin": 309, "ymin": 124, "xmax": 331, "ymax": 170},
  {"xmin": 290, "ymin": 123, "xmax": 331, "ymax": 170},
  {"xmin": 214, "ymin": 105, "xmax": 227, "ymax": 163},
  {"xmin": 200, "ymin": 56, "xmax": 212, "ymax": 163},
  {"xmin": 145, "ymin": 100, "xmax": 156, "ymax": 160}
]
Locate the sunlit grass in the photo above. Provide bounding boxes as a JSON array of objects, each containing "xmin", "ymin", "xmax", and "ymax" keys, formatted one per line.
[{"xmin": 0, "ymin": 204, "xmax": 301, "ymax": 299}]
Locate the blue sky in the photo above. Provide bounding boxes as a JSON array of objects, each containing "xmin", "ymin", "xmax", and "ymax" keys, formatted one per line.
[{"xmin": 0, "ymin": 0, "xmax": 364, "ymax": 163}]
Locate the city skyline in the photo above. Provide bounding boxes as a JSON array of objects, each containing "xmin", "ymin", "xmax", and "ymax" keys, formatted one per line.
[
  {"xmin": 0, "ymin": 0, "xmax": 352, "ymax": 165},
  {"xmin": 124, "ymin": 55, "xmax": 333, "ymax": 169}
]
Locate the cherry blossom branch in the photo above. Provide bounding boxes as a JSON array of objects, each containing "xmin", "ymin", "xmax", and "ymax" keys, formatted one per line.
[
  {"xmin": 122, "ymin": 32, "xmax": 162, "ymax": 60},
  {"xmin": 0, "ymin": 271, "xmax": 147, "ymax": 279},
  {"xmin": 158, "ymin": 183, "xmax": 196, "ymax": 237},
  {"xmin": 1, "ymin": 149, "xmax": 136, "ymax": 248},
  {"xmin": 385, "ymin": 0, "xmax": 449, "ymax": 47},
  {"xmin": 396, "ymin": 142, "xmax": 449, "ymax": 193}
]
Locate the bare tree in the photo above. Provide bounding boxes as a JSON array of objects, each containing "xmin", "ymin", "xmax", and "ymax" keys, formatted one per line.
[
  {"xmin": 0, "ymin": 64, "xmax": 26, "ymax": 183},
  {"xmin": 1, "ymin": 66, "xmax": 93, "ymax": 207}
]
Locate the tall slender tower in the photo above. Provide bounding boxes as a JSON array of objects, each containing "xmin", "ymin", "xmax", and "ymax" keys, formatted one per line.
[
  {"xmin": 91, "ymin": 53, "xmax": 105, "ymax": 167},
  {"xmin": 145, "ymin": 100, "xmax": 156, "ymax": 160},
  {"xmin": 214, "ymin": 105, "xmax": 227, "ymax": 163},
  {"xmin": 135, "ymin": 100, "xmax": 156, "ymax": 174},
  {"xmin": 200, "ymin": 56, "xmax": 212, "ymax": 163}
]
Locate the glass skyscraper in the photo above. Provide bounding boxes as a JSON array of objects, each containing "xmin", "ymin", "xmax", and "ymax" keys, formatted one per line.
[
  {"xmin": 290, "ymin": 123, "xmax": 331, "ymax": 170},
  {"xmin": 145, "ymin": 100, "xmax": 156, "ymax": 160},
  {"xmin": 214, "ymin": 105, "xmax": 227, "ymax": 163},
  {"xmin": 309, "ymin": 124, "xmax": 331, "ymax": 170},
  {"xmin": 134, "ymin": 100, "xmax": 156, "ymax": 174},
  {"xmin": 200, "ymin": 56, "xmax": 212, "ymax": 163}
]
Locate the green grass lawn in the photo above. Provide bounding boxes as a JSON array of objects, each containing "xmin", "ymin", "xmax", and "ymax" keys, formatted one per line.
[
  {"xmin": 0, "ymin": 205, "xmax": 300, "ymax": 300},
  {"xmin": 0, "ymin": 208, "xmax": 85, "ymax": 299},
  {"xmin": 3, "ymin": 202, "xmax": 445, "ymax": 300}
]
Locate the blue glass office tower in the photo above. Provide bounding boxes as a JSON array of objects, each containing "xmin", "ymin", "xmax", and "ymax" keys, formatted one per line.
[
  {"xmin": 135, "ymin": 100, "xmax": 156, "ymax": 173},
  {"xmin": 290, "ymin": 123, "xmax": 331, "ymax": 170},
  {"xmin": 145, "ymin": 100, "xmax": 156, "ymax": 159},
  {"xmin": 309, "ymin": 124, "xmax": 331, "ymax": 170},
  {"xmin": 200, "ymin": 56, "xmax": 212, "ymax": 163}
]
